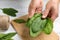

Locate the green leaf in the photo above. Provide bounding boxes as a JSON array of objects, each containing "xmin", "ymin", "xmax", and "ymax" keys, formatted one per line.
[
  {"xmin": 2, "ymin": 8, "xmax": 18, "ymax": 17},
  {"xmin": 44, "ymin": 18, "xmax": 53, "ymax": 34},
  {"xmin": 30, "ymin": 27, "xmax": 41, "ymax": 37},
  {"xmin": 0, "ymin": 32, "xmax": 16, "ymax": 40},
  {"xmin": 26, "ymin": 18, "xmax": 30, "ymax": 27},
  {"xmin": 0, "ymin": 34, "xmax": 6, "ymax": 38},
  {"xmin": 26, "ymin": 13, "xmax": 53, "ymax": 37},
  {"xmin": 26, "ymin": 13, "xmax": 42, "ymax": 27},
  {"xmin": 30, "ymin": 15, "xmax": 47, "ymax": 37},
  {"xmin": 26, "ymin": 13, "xmax": 47, "ymax": 37},
  {"xmin": 14, "ymin": 19, "xmax": 26, "ymax": 23},
  {"xmin": 31, "ymin": 17, "xmax": 47, "ymax": 33},
  {"xmin": 2, "ymin": 38, "xmax": 13, "ymax": 40},
  {"xmin": 2, "ymin": 32, "xmax": 16, "ymax": 39}
]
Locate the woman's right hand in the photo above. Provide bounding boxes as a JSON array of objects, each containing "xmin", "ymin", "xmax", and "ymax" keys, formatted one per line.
[{"xmin": 28, "ymin": 0, "xmax": 43, "ymax": 18}]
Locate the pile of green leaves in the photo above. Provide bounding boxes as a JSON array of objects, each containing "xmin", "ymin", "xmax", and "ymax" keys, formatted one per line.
[
  {"xmin": 14, "ymin": 13, "xmax": 53, "ymax": 37},
  {"xmin": 26, "ymin": 13, "xmax": 53, "ymax": 37},
  {"xmin": 0, "ymin": 32, "xmax": 16, "ymax": 40},
  {"xmin": 1, "ymin": 8, "xmax": 18, "ymax": 17}
]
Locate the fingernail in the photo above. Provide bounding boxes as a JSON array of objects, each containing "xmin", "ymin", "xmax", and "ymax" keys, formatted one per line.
[{"xmin": 42, "ymin": 15, "xmax": 46, "ymax": 18}]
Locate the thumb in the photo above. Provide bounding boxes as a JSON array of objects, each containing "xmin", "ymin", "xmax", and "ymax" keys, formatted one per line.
[{"xmin": 42, "ymin": 4, "xmax": 51, "ymax": 18}]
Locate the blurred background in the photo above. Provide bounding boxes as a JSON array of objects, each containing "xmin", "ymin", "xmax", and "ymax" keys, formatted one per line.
[
  {"xmin": 0, "ymin": 0, "xmax": 31, "ymax": 17},
  {"xmin": 0, "ymin": 0, "xmax": 60, "ymax": 40}
]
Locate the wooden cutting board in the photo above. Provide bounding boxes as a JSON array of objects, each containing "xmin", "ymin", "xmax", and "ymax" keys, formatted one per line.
[{"xmin": 11, "ymin": 15, "xmax": 59, "ymax": 40}]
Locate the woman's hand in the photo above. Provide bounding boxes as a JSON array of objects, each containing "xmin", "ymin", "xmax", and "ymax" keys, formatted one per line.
[
  {"xmin": 42, "ymin": 0, "xmax": 59, "ymax": 21},
  {"xmin": 28, "ymin": 0, "xmax": 43, "ymax": 18}
]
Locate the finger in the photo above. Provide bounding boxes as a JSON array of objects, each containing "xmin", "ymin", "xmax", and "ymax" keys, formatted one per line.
[
  {"xmin": 42, "ymin": 3, "xmax": 52, "ymax": 18},
  {"xmin": 36, "ymin": 7, "xmax": 42, "ymax": 13},
  {"xmin": 51, "ymin": 9, "xmax": 58, "ymax": 21},
  {"xmin": 36, "ymin": 2, "xmax": 43, "ymax": 13},
  {"xmin": 28, "ymin": 5, "xmax": 36, "ymax": 18},
  {"xmin": 51, "ymin": 13, "xmax": 58, "ymax": 21}
]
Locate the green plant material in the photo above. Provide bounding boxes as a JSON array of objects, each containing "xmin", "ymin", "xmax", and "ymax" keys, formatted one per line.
[
  {"xmin": 31, "ymin": 17, "xmax": 47, "ymax": 33},
  {"xmin": 26, "ymin": 18, "xmax": 30, "ymax": 27},
  {"xmin": 30, "ymin": 27, "xmax": 41, "ymax": 37},
  {"xmin": 2, "ymin": 38, "xmax": 13, "ymax": 40},
  {"xmin": 26, "ymin": 13, "xmax": 53, "ymax": 37},
  {"xmin": 2, "ymin": 32, "xmax": 16, "ymax": 39},
  {"xmin": 0, "ymin": 32, "xmax": 16, "ymax": 40},
  {"xmin": 29, "ymin": 14, "xmax": 47, "ymax": 37},
  {"xmin": 0, "ymin": 34, "xmax": 6, "ymax": 38},
  {"xmin": 2, "ymin": 8, "xmax": 18, "ymax": 17},
  {"xmin": 26, "ymin": 13, "xmax": 42, "ymax": 28},
  {"xmin": 43, "ymin": 18, "xmax": 53, "ymax": 34},
  {"xmin": 14, "ymin": 19, "xmax": 26, "ymax": 23}
]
